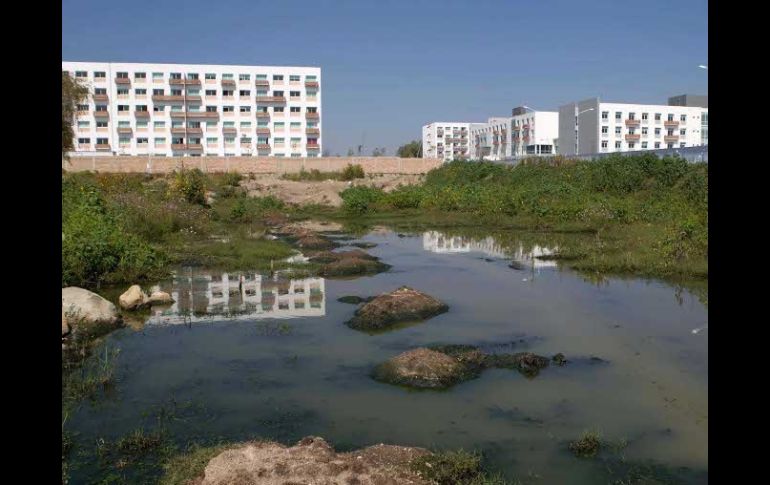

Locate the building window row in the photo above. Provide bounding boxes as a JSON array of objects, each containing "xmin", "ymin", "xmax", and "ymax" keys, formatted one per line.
[{"xmin": 70, "ymin": 71, "xmax": 318, "ymax": 82}]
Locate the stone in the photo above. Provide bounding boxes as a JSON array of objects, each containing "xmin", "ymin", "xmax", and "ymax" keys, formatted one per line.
[
  {"xmin": 62, "ymin": 287, "xmax": 120, "ymax": 327},
  {"xmin": 62, "ymin": 307, "xmax": 70, "ymax": 337},
  {"xmin": 119, "ymin": 285, "xmax": 149, "ymax": 311},
  {"xmin": 148, "ymin": 291, "xmax": 174, "ymax": 305},
  {"xmin": 372, "ymin": 348, "xmax": 465, "ymax": 389},
  {"xmin": 347, "ymin": 287, "xmax": 448, "ymax": 331}
]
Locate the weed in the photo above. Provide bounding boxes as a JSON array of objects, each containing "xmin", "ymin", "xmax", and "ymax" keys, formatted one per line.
[{"xmin": 569, "ymin": 429, "xmax": 602, "ymax": 458}]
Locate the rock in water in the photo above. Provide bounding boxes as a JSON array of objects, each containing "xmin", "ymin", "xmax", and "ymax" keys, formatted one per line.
[
  {"xmin": 61, "ymin": 307, "xmax": 70, "ymax": 337},
  {"xmin": 347, "ymin": 287, "xmax": 448, "ymax": 331},
  {"xmin": 62, "ymin": 287, "xmax": 120, "ymax": 327},
  {"xmin": 119, "ymin": 285, "xmax": 149, "ymax": 311},
  {"xmin": 196, "ymin": 436, "xmax": 431, "ymax": 485},
  {"xmin": 372, "ymin": 348, "xmax": 465, "ymax": 389},
  {"xmin": 148, "ymin": 291, "xmax": 174, "ymax": 305}
]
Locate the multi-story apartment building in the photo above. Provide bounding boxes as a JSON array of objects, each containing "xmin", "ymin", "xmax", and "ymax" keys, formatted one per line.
[
  {"xmin": 470, "ymin": 108, "xmax": 559, "ymax": 161},
  {"xmin": 558, "ymin": 97, "xmax": 708, "ymax": 156},
  {"xmin": 62, "ymin": 61, "xmax": 321, "ymax": 157},
  {"xmin": 422, "ymin": 122, "xmax": 481, "ymax": 161}
]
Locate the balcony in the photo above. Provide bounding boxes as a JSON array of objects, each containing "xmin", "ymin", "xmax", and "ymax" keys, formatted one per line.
[
  {"xmin": 170, "ymin": 111, "xmax": 220, "ymax": 119},
  {"xmin": 257, "ymin": 144, "xmax": 271, "ymax": 150},
  {"xmin": 95, "ymin": 143, "xmax": 111, "ymax": 150},
  {"xmin": 187, "ymin": 143, "xmax": 203, "ymax": 150},
  {"xmin": 93, "ymin": 94, "xmax": 109, "ymax": 102},
  {"xmin": 256, "ymin": 128, "xmax": 271, "ymax": 135},
  {"xmin": 664, "ymin": 135, "xmax": 680, "ymax": 143},
  {"xmin": 306, "ymin": 128, "xmax": 320, "ymax": 135},
  {"xmin": 134, "ymin": 111, "xmax": 150, "ymax": 118},
  {"xmin": 625, "ymin": 119, "xmax": 641, "ymax": 127},
  {"xmin": 171, "ymin": 128, "xmax": 187, "ymax": 135},
  {"xmin": 171, "ymin": 144, "xmax": 188, "ymax": 150},
  {"xmin": 625, "ymin": 134, "xmax": 641, "ymax": 142},
  {"xmin": 152, "ymin": 95, "xmax": 184, "ymax": 103},
  {"xmin": 115, "ymin": 77, "xmax": 131, "ymax": 85},
  {"xmin": 185, "ymin": 96, "xmax": 202, "ymax": 103},
  {"xmin": 221, "ymin": 79, "xmax": 236, "ymax": 87},
  {"xmin": 256, "ymin": 111, "xmax": 270, "ymax": 118},
  {"xmin": 240, "ymin": 143, "xmax": 252, "ymax": 150},
  {"xmin": 187, "ymin": 127, "xmax": 203, "ymax": 135},
  {"xmin": 664, "ymin": 120, "xmax": 680, "ymax": 128},
  {"xmin": 169, "ymin": 78, "xmax": 202, "ymax": 86},
  {"xmin": 255, "ymin": 79, "xmax": 270, "ymax": 87},
  {"xmin": 94, "ymin": 111, "xmax": 109, "ymax": 118},
  {"xmin": 307, "ymin": 144, "xmax": 320, "ymax": 150},
  {"xmin": 305, "ymin": 81, "xmax": 319, "ymax": 89},
  {"xmin": 117, "ymin": 127, "xmax": 133, "ymax": 135},
  {"xmin": 305, "ymin": 112, "xmax": 320, "ymax": 120},
  {"xmin": 255, "ymin": 96, "xmax": 286, "ymax": 103},
  {"xmin": 222, "ymin": 127, "xmax": 237, "ymax": 135}
]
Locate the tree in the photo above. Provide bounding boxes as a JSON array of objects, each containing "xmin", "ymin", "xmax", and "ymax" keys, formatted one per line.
[
  {"xmin": 346, "ymin": 148, "xmax": 356, "ymax": 156},
  {"xmin": 372, "ymin": 147, "xmax": 386, "ymax": 157},
  {"xmin": 397, "ymin": 140, "xmax": 422, "ymax": 158},
  {"xmin": 62, "ymin": 72, "xmax": 89, "ymax": 158}
]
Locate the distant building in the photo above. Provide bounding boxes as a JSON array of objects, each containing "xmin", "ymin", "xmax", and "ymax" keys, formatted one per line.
[
  {"xmin": 668, "ymin": 94, "xmax": 708, "ymax": 108},
  {"xmin": 558, "ymin": 97, "xmax": 708, "ymax": 156},
  {"xmin": 470, "ymin": 108, "xmax": 558, "ymax": 161},
  {"xmin": 422, "ymin": 122, "xmax": 481, "ymax": 161}
]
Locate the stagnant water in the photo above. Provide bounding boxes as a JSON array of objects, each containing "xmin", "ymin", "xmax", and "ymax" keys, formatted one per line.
[{"xmin": 67, "ymin": 229, "xmax": 708, "ymax": 484}]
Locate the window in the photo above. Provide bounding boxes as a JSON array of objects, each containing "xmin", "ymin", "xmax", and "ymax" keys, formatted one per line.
[
  {"xmin": 601, "ymin": 126, "xmax": 608, "ymax": 134},
  {"xmin": 654, "ymin": 142, "xmax": 660, "ymax": 149},
  {"xmin": 206, "ymin": 106, "xmax": 218, "ymax": 113},
  {"xmin": 307, "ymin": 107, "xmax": 317, "ymax": 113},
  {"xmin": 205, "ymin": 73, "xmax": 216, "ymax": 80},
  {"xmin": 601, "ymin": 140, "xmax": 608, "ymax": 148},
  {"xmin": 206, "ymin": 137, "xmax": 218, "ymax": 143},
  {"xmin": 615, "ymin": 111, "xmax": 622, "ymax": 120},
  {"xmin": 258, "ymin": 137, "xmax": 268, "ymax": 144},
  {"xmin": 258, "ymin": 120, "xmax": 269, "ymax": 127},
  {"xmin": 601, "ymin": 111, "xmax": 608, "ymax": 120},
  {"xmin": 241, "ymin": 137, "xmax": 252, "ymax": 144},
  {"xmin": 628, "ymin": 128, "xmax": 636, "ymax": 135},
  {"xmin": 256, "ymin": 90, "xmax": 268, "ymax": 96},
  {"xmin": 615, "ymin": 141, "xmax": 622, "ymax": 149},
  {"xmin": 170, "ymin": 89, "xmax": 182, "ymax": 96},
  {"xmin": 290, "ymin": 122, "xmax": 301, "ymax": 128},
  {"xmin": 223, "ymin": 90, "xmax": 234, "ymax": 96},
  {"xmin": 642, "ymin": 127, "xmax": 648, "ymax": 135},
  {"xmin": 239, "ymin": 90, "xmax": 251, "ymax": 96},
  {"xmin": 171, "ymin": 105, "xmax": 183, "ymax": 112},
  {"xmin": 94, "ymin": 71, "xmax": 106, "ymax": 78},
  {"xmin": 224, "ymin": 121, "xmax": 235, "ymax": 127},
  {"xmin": 274, "ymin": 107, "xmax": 284, "ymax": 113},
  {"xmin": 256, "ymin": 74, "xmax": 267, "ymax": 80},
  {"xmin": 667, "ymin": 129, "xmax": 675, "ymax": 136},
  {"xmin": 274, "ymin": 137, "xmax": 285, "ymax": 143},
  {"xmin": 655, "ymin": 128, "xmax": 661, "ymax": 135},
  {"xmin": 154, "ymin": 137, "xmax": 166, "ymax": 146},
  {"xmin": 667, "ymin": 143, "xmax": 674, "ymax": 149},
  {"xmin": 153, "ymin": 89, "xmax": 164, "ymax": 95},
  {"xmin": 77, "ymin": 104, "xmax": 89, "ymax": 111},
  {"xmin": 222, "ymin": 73, "xmax": 234, "ymax": 80},
  {"xmin": 290, "ymin": 91, "xmax": 300, "ymax": 98},
  {"xmin": 152, "ymin": 72, "xmax": 163, "ymax": 79},
  {"xmin": 170, "ymin": 73, "xmax": 182, "ymax": 80},
  {"xmin": 615, "ymin": 126, "xmax": 622, "ymax": 135},
  {"xmin": 77, "ymin": 121, "xmax": 90, "ymax": 128},
  {"xmin": 137, "ymin": 121, "xmax": 148, "ymax": 128},
  {"xmin": 290, "ymin": 107, "xmax": 301, "ymax": 113},
  {"xmin": 628, "ymin": 112, "xmax": 635, "ymax": 120},
  {"xmin": 306, "ymin": 75, "xmax": 317, "ymax": 80},
  {"xmin": 135, "ymin": 89, "xmax": 147, "ymax": 95},
  {"xmin": 154, "ymin": 121, "xmax": 165, "ymax": 128},
  {"xmin": 680, "ymin": 142, "xmax": 686, "ymax": 148},
  {"xmin": 642, "ymin": 142, "xmax": 648, "ymax": 149},
  {"xmin": 137, "ymin": 138, "xmax": 148, "ymax": 144},
  {"xmin": 135, "ymin": 72, "xmax": 146, "ymax": 79},
  {"xmin": 117, "ymin": 88, "xmax": 129, "ymax": 96},
  {"xmin": 118, "ymin": 121, "xmax": 130, "ymax": 127},
  {"xmin": 291, "ymin": 153, "xmax": 302, "ymax": 157},
  {"xmin": 118, "ymin": 105, "xmax": 129, "ymax": 112},
  {"xmin": 154, "ymin": 106, "xmax": 164, "ymax": 113},
  {"xmin": 205, "ymin": 90, "xmax": 216, "ymax": 96},
  {"xmin": 680, "ymin": 129, "xmax": 686, "ymax": 136},
  {"xmin": 136, "ymin": 105, "xmax": 148, "ymax": 112},
  {"xmin": 680, "ymin": 114, "xmax": 687, "ymax": 122},
  {"xmin": 239, "ymin": 74, "xmax": 250, "ymax": 81},
  {"xmin": 654, "ymin": 113, "xmax": 661, "ymax": 121},
  {"xmin": 667, "ymin": 113, "xmax": 675, "ymax": 121},
  {"xmin": 75, "ymin": 71, "xmax": 87, "ymax": 78},
  {"xmin": 239, "ymin": 106, "xmax": 251, "ymax": 113},
  {"xmin": 224, "ymin": 137, "xmax": 235, "ymax": 144},
  {"xmin": 223, "ymin": 106, "xmax": 234, "ymax": 113},
  {"xmin": 96, "ymin": 138, "xmax": 108, "ymax": 145},
  {"xmin": 274, "ymin": 122, "xmax": 285, "ymax": 129},
  {"xmin": 642, "ymin": 113, "xmax": 648, "ymax": 120},
  {"xmin": 273, "ymin": 75, "xmax": 284, "ymax": 81},
  {"xmin": 77, "ymin": 138, "xmax": 90, "ymax": 144},
  {"xmin": 240, "ymin": 122, "xmax": 252, "ymax": 128},
  {"xmin": 273, "ymin": 90, "xmax": 284, "ymax": 97},
  {"xmin": 187, "ymin": 73, "xmax": 199, "ymax": 80},
  {"xmin": 290, "ymin": 75, "xmax": 300, "ymax": 82},
  {"xmin": 187, "ymin": 89, "xmax": 200, "ymax": 96},
  {"xmin": 628, "ymin": 142, "xmax": 635, "ymax": 149},
  {"xmin": 119, "ymin": 137, "xmax": 131, "ymax": 146}
]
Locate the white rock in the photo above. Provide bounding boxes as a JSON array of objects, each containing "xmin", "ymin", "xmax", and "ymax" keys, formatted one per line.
[
  {"xmin": 119, "ymin": 285, "xmax": 149, "ymax": 311},
  {"xmin": 62, "ymin": 287, "xmax": 120, "ymax": 326}
]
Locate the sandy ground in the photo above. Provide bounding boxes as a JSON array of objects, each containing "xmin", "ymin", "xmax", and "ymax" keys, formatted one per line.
[{"xmin": 239, "ymin": 173, "xmax": 425, "ymax": 207}]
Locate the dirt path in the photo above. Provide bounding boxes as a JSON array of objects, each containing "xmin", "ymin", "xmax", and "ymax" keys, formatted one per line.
[{"xmin": 239, "ymin": 173, "xmax": 425, "ymax": 207}]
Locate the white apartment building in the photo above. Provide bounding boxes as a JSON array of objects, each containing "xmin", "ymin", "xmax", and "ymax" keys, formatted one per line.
[
  {"xmin": 62, "ymin": 61, "xmax": 322, "ymax": 157},
  {"xmin": 558, "ymin": 97, "xmax": 708, "ymax": 156},
  {"xmin": 422, "ymin": 122, "xmax": 481, "ymax": 161},
  {"xmin": 470, "ymin": 108, "xmax": 559, "ymax": 161}
]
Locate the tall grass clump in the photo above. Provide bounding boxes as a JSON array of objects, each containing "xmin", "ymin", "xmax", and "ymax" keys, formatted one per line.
[{"xmin": 168, "ymin": 168, "xmax": 207, "ymax": 205}]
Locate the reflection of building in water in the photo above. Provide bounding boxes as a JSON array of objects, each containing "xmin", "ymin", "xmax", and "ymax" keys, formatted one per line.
[
  {"xmin": 422, "ymin": 231, "xmax": 558, "ymax": 268},
  {"xmin": 146, "ymin": 271, "xmax": 325, "ymax": 325}
]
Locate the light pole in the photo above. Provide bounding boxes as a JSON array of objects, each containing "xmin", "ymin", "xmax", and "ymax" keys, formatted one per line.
[{"xmin": 575, "ymin": 107, "xmax": 595, "ymax": 156}]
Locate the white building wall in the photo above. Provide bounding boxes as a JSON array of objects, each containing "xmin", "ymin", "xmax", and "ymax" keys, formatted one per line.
[
  {"xmin": 421, "ymin": 122, "xmax": 472, "ymax": 162},
  {"xmin": 62, "ymin": 61, "xmax": 322, "ymax": 157},
  {"xmin": 471, "ymin": 111, "xmax": 559, "ymax": 160},
  {"xmin": 559, "ymin": 98, "xmax": 708, "ymax": 156}
]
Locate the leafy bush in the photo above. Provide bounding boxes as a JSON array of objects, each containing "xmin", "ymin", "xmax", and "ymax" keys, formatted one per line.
[
  {"xmin": 341, "ymin": 163, "xmax": 365, "ymax": 180},
  {"xmin": 340, "ymin": 186, "xmax": 384, "ymax": 214},
  {"xmin": 169, "ymin": 169, "xmax": 206, "ymax": 205},
  {"xmin": 221, "ymin": 171, "xmax": 243, "ymax": 187}
]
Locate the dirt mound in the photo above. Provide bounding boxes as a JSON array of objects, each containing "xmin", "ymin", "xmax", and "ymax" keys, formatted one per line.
[
  {"xmin": 374, "ymin": 345, "xmax": 559, "ymax": 389},
  {"xmin": 309, "ymin": 250, "xmax": 391, "ymax": 277},
  {"xmin": 192, "ymin": 436, "xmax": 431, "ymax": 485},
  {"xmin": 347, "ymin": 287, "xmax": 448, "ymax": 331}
]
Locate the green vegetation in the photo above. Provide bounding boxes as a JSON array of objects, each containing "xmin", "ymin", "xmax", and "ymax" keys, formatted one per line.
[
  {"xmin": 281, "ymin": 163, "xmax": 366, "ymax": 182},
  {"xmin": 62, "ymin": 72, "xmax": 89, "ymax": 157},
  {"xmin": 397, "ymin": 140, "xmax": 422, "ymax": 158},
  {"xmin": 158, "ymin": 443, "xmax": 231, "ymax": 485},
  {"xmin": 410, "ymin": 450, "xmax": 510, "ymax": 484},
  {"xmin": 569, "ymin": 430, "xmax": 603, "ymax": 458}
]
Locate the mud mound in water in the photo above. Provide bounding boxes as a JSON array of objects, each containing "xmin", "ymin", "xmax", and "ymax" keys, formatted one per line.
[
  {"xmin": 347, "ymin": 287, "xmax": 448, "ymax": 331},
  {"xmin": 374, "ymin": 345, "xmax": 559, "ymax": 389},
  {"xmin": 190, "ymin": 436, "xmax": 431, "ymax": 485},
  {"xmin": 309, "ymin": 250, "xmax": 391, "ymax": 277}
]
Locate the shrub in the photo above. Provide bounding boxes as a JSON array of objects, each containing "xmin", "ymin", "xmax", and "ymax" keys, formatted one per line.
[
  {"xmin": 340, "ymin": 186, "xmax": 384, "ymax": 214},
  {"xmin": 410, "ymin": 450, "xmax": 496, "ymax": 485},
  {"xmin": 169, "ymin": 168, "xmax": 206, "ymax": 205},
  {"xmin": 221, "ymin": 171, "xmax": 243, "ymax": 187},
  {"xmin": 341, "ymin": 163, "xmax": 365, "ymax": 180}
]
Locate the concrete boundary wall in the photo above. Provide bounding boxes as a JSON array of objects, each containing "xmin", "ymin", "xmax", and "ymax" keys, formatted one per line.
[{"xmin": 62, "ymin": 156, "xmax": 442, "ymax": 175}]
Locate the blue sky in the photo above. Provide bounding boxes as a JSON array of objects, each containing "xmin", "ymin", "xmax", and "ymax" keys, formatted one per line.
[{"xmin": 62, "ymin": 0, "xmax": 708, "ymax": 155}]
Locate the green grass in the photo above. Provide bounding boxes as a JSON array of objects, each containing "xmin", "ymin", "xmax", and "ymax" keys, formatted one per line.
[
  {"xmin": 281, "ymin": 163, "xmax": 365, "ymax": 182},
  {"xmin": 410, "ymin": 450, "xmax": 513, "ymax": 484},
  {"xmin": 158, "ymin": 443, "xmax": 231, "ymax": 485}
]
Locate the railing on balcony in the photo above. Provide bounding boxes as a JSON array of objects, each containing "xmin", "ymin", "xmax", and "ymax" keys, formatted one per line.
[
  {"xmin": 664, "ymin": 135, "xmax": 680, "ymax": 143},
  {"xmin": 187, "ymin": 143, "xmax": 203, "ymax": 150},
  {"xmin": 152, "ymin": 95, "xmax": 185, "ymax": 103},
  {"xmin": 307, "ymin": 144, "xmax": 320, "ymax": 150},
  {"xmin": 117, "ymin": 127, "xmax": 133, "ymax": 135},
  {"xmin": 256, "ymin": 111, "xmax": 270, "ymax": 118},
  {"xmin": 305, "ymin": 112, "xmax": 320, "ymax": 119},
  {"xmin": 221, "ymin": 79, "xmax": 236, "ymax": 87},
  {"xmin": 222, "ymin": 127, "xmax": 237, "ymax": 135},
  {"xmin": 306, "ymin": 128, "xmax": 320, "ymax": 135},
  {"xmin": 95, "ymin": 143, "xmax": 111, "ymax": 150},
  {"xmin": 255, "ymin": 80, "xmax": 270, "ymax": 87},
  {"xmin": 171, "ymin": 144, "xmax": 188, "ymax": 150},
  {"xmin": 171, "ymin": 128, "xmax": 187, "ymax": 135},
  {"xmin": 93, "ymin": 111, "xmax": 109, "ymax": 118},
  {"xmin": 663, "ymin": 120, "xmax": 680, "ymax": 128},
  {"xmin": 255, "ymin": 96, "xmax": 286, "ymax": 103},
  {"xmin": 115, "ymin": 77, "xmax": 130, "ymax": 85},
  {"xmin": 170, "ymin": 111, "xmax": 220, "ymax": 119},
  {"xmin": 169, "ymin": 78, "xmax": 202, "ymax": 86},
  {"xmin": 625, "ymin": 119, "xmax": 641, "ymax": 127},
  {"xmin": 625, "ymin": 134, "xmax": 641, "ymax": 141},
  {"xmin": 93, "ymin": 94, "xmax": 109, "ymax": 102},
  {"xmin": 305, "ymin": 81, "xmax": 319, "ymax": 89},
  {"xmin": 257, "ymin": 144, "xmax": 271, "ymax": 150},
  {"xmin": 186, "ymin": 127, "xmax": 203, "ymax": 135},
  {"xmin": 256, "ymin": 128, "xmax": 271, "ymax": 135},
  {"xmin": 134, "ymin": 111, "xmax": 150, "ymax": 118}
]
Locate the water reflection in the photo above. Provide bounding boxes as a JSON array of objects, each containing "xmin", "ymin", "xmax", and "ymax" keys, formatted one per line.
[
  {"xmin": 422, "ymin": 231, "xmax": 558, "ymax": 269},
  {"xmin": 146, "ymin": 269, "xmax": 325, "ymax": 325}
]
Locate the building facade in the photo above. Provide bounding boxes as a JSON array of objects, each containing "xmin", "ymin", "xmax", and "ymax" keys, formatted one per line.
[
  {"xmin": 62, "ymin": 61, "xmax": 321, "ymax": 157},
  {"xmin": 558, "ymin": 97, "xmax": 708, "ymax": 156},
  {"xmin": 470, "ymin": 109, "xmax": 559, "ymax": 161},
  {"xmin": 422, "ymin": 122, "xmax": 479, "ymax": 161}
]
